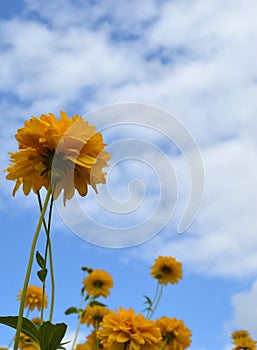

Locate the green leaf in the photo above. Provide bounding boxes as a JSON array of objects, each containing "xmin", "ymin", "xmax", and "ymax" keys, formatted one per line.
[
  {"xmin": 143, "ymin": 295, "xmax": 152, "ymax": 306},
  {"xmin": 88, "ymin": 300, "xmax": 106, "ymax": 307},
  {"xmin": 36, "ymin": 251, "xmax": 46, "ymax": 269},
  {"xmin": 37, "ymin": 268, "xmax": 48, "ymax": 282},
  {"xmin": 64, "ymin": 307, "xmax": 78, "ymax": 315},
  {"xmin": 0, "ymin": 316, "xmax": 39, "ymax": 342},
  {"xmin": 38, "ymin": 321, "xmax": 67, "ymax": 350}
]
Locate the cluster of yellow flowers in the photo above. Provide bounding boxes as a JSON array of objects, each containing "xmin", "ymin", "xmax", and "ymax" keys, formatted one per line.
[
  {"xmin": 1, "ymin": 111, "xmax": 256, "ymax": 350},
  {"xmin": 70, "ymin": 256, "xmax": 191, "ymax": 350}
]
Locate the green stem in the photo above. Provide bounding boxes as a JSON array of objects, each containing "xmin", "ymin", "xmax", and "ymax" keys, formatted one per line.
[
  {"xmin": 160, "ymin": 338, "xmax": 168, "ymax": 350},
  {"xmin": 148, "ymin": 284, "xmax": 163, "ymax": 319},
  {"xmin": 146, "ymin": 281, "xmax": 160, "ymax": 319},
  {"xmin": 37, "ymin": 192, "xmax": 55, "ymax": 322},
  {"xmin": 13, "ymin": 186, "xmax": 52, "ymax": 350},
  {"xmin": 71, "ymin": 291, "xmax": 86, "ymax": 350}
]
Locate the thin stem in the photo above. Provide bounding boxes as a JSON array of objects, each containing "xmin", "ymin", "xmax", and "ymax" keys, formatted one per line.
[
  {"xmin": 123, "ymin": 343, "xmax": 128, "ymax": 350},
  {"xmin": 37, "ymin": 192, "xmax": 55, "ymax": 322},
  {"xmin": 71, "ymin": 292, "xmax": 85, "ymax": 350},
  {"xmin": 148, "ymin": 284, "xmax": 164, "ymax": 319},
  {"xmin": 160, "ymin": 338, "xmax": 168, "ymax": 350},
  {"xmin": 13, "ymin": 186, "xmax": 52, "ymax": 350},
  {"xmin": 146, "ymin": 281, "xmax": 160, "ymax": 319}
]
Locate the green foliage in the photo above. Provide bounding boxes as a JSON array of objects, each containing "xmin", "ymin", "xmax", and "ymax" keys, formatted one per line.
[
  {"xmin": 0, "ymin": 316, "xmax": 38, "ymax": 342},
  {"xmin": 142, "ymin": 294, "xmax": 153, "ymax": 313},
  {"xmin": 88, "ymin": 300, "xmax": 106, "ymax": 307},
  {"xmin": 37, "ymin": 268, "xmax": 48, "ymax": 282},
  {"xmin": 0, "ymin": 316, "xmax": 67, "ymax": 350},
  {"xmin": 38, "ymin": 321, "xmax": 67, "ymax": 350},
  {"xmin": 64, "ymin": 307, "xmax": 79, "ymax": 315},
  {"xmin": 36, "ymin": 251, "xmax": 46, "ymax": 269},
  {"xmin": 36, "ymin": 251, "xmax": 48, "ymax": 282}
]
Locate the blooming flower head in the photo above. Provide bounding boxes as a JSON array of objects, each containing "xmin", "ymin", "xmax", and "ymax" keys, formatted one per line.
[
  {"xmin": 231, "ymin": 330, "xmax": 251, "ymax": 340},
  {"xmin": 150, "ymin": 256, "xmax": 183, "ymax": 285},
  {"xmin": 17, "ymin": 285, "xmax": 47, "ymax": 311},
  {"xmin": 18, "ymin": 333, "xmax": 39, "ymax": 350},
  {"xmin": 5, "ymin": 111, "xmax": 110, "ymax": 204},
  {"xmin": 97, "ymin": 307, "xmax": 162, "ymax": 350},
  {"xmin": 81, "ymin": 305, "xmax": 110, "ymax": 328},
  {"xmin": 31, "ymin": 317, "xmax": 42, "ymax": 327},
  {"xmin": 83, "ymin": 269, "xmax": 113, "ymax": 298},
  {"xmin": 231, "ymin": 330, "xmax": 257, "ymax": 350},
  {"xmin": 155, "ymin": 316, "xmax": 192, "ymax": 350}
]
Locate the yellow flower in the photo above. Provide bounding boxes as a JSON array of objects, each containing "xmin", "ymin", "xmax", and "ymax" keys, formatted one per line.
[
  {"xmin": 155, "ymin": 317, "xmax": 192, "ymax": 350},
  {"xmin": 76, "ymin": 331, "xmax": 103, "ymax": 350},
  {"xmin": 150, "ymin": 256, "xmax": 183, "ymax": 285},
  {"xmin": 18, "ymin": 333, "xmax": 39, "ymax": 350},
  {"xmin": 5, "ymin": 111, "xmax": 110, "ymax": 204},
  {"xmin": 97, "ymin": 307, "xmax": 162, "ymax": 350},
  {"xmin": 81, "ymin": 305, "xmax": 110, "ymax": 328},
  {"xmin": 232, "ymin": 337, "xmax": 257, "ymax": 350},
  {"xmin": 31, "ymin": 317, "xmax": 42, "ymax": 326},
  {"xmin": 83, "ymin": 269, "xmax": 113, "ymax": 298},
  {"xmin": 231, "ymin": 330, "xmax": 257, "ymax": 350},
  {"xmin": 17, "ymin": 285, "xmax": 47, "ymax": 311},
  {"xmin": 231, "ymin": 330, "xmax": 251, "ymax": 340}
]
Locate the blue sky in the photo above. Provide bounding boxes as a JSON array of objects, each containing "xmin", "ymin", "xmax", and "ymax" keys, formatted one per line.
[{"xmin": 1, "ymin": 0, "xmax": 257, "ymax": 349}]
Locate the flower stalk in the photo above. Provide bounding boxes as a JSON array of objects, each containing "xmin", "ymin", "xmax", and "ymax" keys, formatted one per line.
[
  {"xmin": 37, "ymin": 192, "xmax": 55, "ymax": 323},
  {"xmin": 13, "ymin": 186, "xmax": 52, "ymax": 350}
]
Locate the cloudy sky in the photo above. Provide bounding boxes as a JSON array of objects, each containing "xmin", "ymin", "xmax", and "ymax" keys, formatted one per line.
[{"xmin": 1, "ymin": 0, "xmax": 257, "ymax": 349}]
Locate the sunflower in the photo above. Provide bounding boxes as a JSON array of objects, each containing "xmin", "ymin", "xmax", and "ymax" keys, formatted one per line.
[
  {"xmin": 150, "ymin": 256, "xmax": 183, "ymax": 285},
  {"xmin": 97, "ymin": 307, "xmax": 162, "ymax": 350},
  {"xmin": 5, "ymin": 111, "xmax": 110, "ymax": 204},
  {"xmin": 155, "ymin": 316, "xmax": 192, "ymax": 350},
  {"xmin": 17, "ymin": 285, "xmax": 47, "ymax": 312},
  {"xmin": 81, "ymin": 305, "xmax": 110, "ymax": 328},
  {"xmin": 83, "ymin": 269, "xmax": 113, "ymax": 298}
]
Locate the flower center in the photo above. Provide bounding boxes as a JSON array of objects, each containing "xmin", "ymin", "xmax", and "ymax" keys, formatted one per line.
[
  {"xmin": 161, "ymin": 265, "xmax": 172, "ymax": 274},
  {"xmin": 94, "ymin": 280, "xmax": 104, "ymax": 288},
  {"xmin": 164, "ymin": 331, "xmax": 175, "ymax": 343}
]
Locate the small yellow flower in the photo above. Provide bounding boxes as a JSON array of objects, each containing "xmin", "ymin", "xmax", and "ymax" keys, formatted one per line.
[
  {"xmin": 5, "ymin": 111, "xmax": 110, "ymax": 204},
  {"xmin": 232, "ymin": 337, "xmax": 257, "ymax": 350},
  {"xmin": 83, "ymin": 269, "xmax": 113, "ymax": 298},
  {"xmin": 31, "ymin": 317, "xmax": 42, "ymax": 326},
  {"xmin": 18, "ymin": 333, "xmax": 39, "ymax": 350},
  {"xmin": 17, "ymin": 286, "xmax": 47, "ymax": 311},
  {"xmin": 81, "ymin": 305, "xmax": 110, "ymax": 328},
  {"xmin": 231, "ymin": 330, "xmax": 257, "ymax": 350},
  {"xmin": 155, "ymin": 316, "xmax": 192, "ymax": 350},
  {"xmin": 97, "ymin": 307, "xmax": 162, "ymax": 350},
  {"xmin": 150, "ymin": 256, "xmax": 183, "ymax": 285},
  {"xmin": 75, "ymin": 345, "xmax": 87, "ymax": 350},
  {"xmin": 231, "ymin": 330, "xmax": 251, "ymax": 340}
]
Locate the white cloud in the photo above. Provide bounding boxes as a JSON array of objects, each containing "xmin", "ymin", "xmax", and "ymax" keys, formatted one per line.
[
  {"xmin": 230, "ymin": 279, "xmax": 257, "ymax": 337},
  {"xmin": 135, "ymin": 137, "xmax": 257, "ymax": 278},
  {"xmin": 63, "ymin": 328, "xmax": 89, "ymax": 350},
  {"xmin": 1, "ymin": 0, "xmax": 257, "ymax": 277}
]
